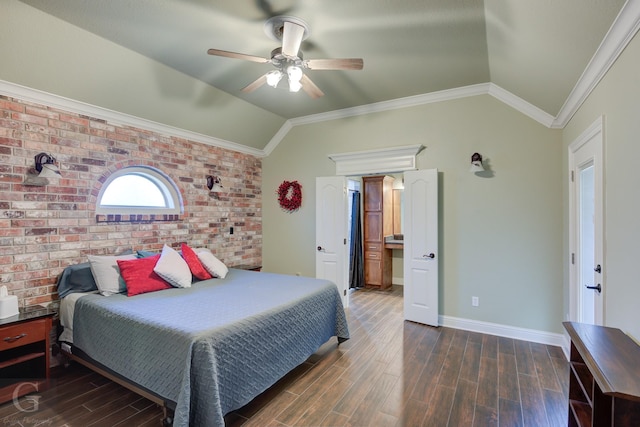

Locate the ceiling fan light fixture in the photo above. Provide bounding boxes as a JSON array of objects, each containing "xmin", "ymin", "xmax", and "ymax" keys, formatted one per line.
[
  {"xmin": 286, "ymin": 65, "xmax": 303, "ymax": 92},
  {"xmin": 289, "ymin": 79, "xmax": 302, "ymax": 92},
  {"xmin": 266, "ymin": 70, "xmax": 283, "ymax": 88},
  {"xmin": 208, "ymin": 15, "xmax": 361, "ymax": 99},
  {"xmin": 287, "ymin": 66, "xmax": 303, "ymax": 83}
]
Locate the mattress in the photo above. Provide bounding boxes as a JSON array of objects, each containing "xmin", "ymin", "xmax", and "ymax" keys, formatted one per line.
[{"xmin": 58, "ymin": 291, "xmax": 96, "ymax": 343}]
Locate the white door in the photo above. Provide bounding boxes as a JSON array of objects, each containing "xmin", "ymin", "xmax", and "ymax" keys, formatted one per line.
[
  {"xmin": 569, "ymin": 117, "xmax": 604, "ymax": 325},
  {"xmin": 316, "ymin": 176, "xmax": 349, "ymax": 307},
  {"xmin": 403, "ymin": 169, "xmax": 439, "ymax": 326}
]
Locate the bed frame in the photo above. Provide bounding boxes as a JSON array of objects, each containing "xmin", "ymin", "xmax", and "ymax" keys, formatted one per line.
[{"xmin": 61, "ymin": 344, "xmax": 175, "ymax": 426}]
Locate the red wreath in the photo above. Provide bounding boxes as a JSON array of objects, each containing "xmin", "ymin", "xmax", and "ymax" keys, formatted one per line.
[{"xmin": 277, "ymin": 180, "xmax": 302, "ymax": 212}]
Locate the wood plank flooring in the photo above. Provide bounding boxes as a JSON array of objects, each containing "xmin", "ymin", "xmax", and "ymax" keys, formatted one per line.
[{"xmin": 0, "ymin": 286, "xmax": 569, "ymax": 426}]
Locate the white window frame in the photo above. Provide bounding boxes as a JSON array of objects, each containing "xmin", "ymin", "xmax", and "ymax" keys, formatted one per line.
[{"xmin": 96, "ymin": 166, "xmax": 183, "ymax": 216}]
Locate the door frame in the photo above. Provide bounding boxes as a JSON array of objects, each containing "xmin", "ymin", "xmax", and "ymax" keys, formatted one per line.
[{"xmin": 568, "ymin": 116, "xmax": 604, "ymax": 324}]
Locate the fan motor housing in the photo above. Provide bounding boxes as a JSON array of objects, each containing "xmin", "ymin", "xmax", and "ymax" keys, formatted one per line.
[
  {"xmin": 270, "ymin": 47, "xmax": 304, "ymax": 68},
  {"xmin": 264, "ymin": 15, "xmax": 310, "ymax": 42}
]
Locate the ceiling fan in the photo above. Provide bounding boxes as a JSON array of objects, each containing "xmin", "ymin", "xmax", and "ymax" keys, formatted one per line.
[{"xmin": 207, "ymin": 16, "xmax": 363, "ymax": 98}]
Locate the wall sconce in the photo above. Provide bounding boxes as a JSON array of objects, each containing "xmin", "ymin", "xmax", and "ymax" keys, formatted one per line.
[
  {"xmin": 206, "ymin": 175, "xmax": 223, "ymax": 192},
  {"xmin": 35, "ymin": 153, "xmax": 61, "ymax": 178},
  {"xmin": 469, "ymin": 152, "xmax": 485, "ymax": 173},
  {"xmin": 23, "ymin": 153, "xmax": 61, "ymax": 186}
]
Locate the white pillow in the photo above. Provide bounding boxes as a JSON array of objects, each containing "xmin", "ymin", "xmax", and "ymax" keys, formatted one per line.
[
  {"xmin": 153, "ymin": 244, "xmax": 192, "ymax": 288},
  {"xmin": 195, "ymin": 248, "xmax": 228, "ymax": 279},
  {"xmin": 88, "ymin": 254, "xmax": 138, "ymax": 296}
]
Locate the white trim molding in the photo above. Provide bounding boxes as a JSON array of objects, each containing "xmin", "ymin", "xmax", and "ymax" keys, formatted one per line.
[
  {"xmin": 0, "ymin": 80, "xmax": 265, "ymax": 158},
  {"xmin": 439, "ymin": 315, "xmax": 569, "ymax": 358},
  {"xmin": 328, "ymin": 144, "xmax": 424, "ymax": 176},
  {"xmin": 264, "ymin": 83, "xmax": 549, "ymax": 156},
  {"xmin": 292, "ymin": 84, "xmax": 489, "ymax": 127},
  {"xmin": 487, "ymin": 83, "xmax": 555, "ymax": 127},
  {"xmin": 553, "ymin": 0, "xmax": 640, "ymax": 128}
]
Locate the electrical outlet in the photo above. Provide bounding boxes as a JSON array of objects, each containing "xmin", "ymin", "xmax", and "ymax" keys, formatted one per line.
[{"xmin": 472, "ymin": 296, "xmax": 479, "ymax": 307}]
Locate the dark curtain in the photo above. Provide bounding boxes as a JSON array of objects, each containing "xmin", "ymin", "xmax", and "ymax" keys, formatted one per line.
[{"xmin": 349, "ymin": 190, "xmax": 364, "ymax": 289}]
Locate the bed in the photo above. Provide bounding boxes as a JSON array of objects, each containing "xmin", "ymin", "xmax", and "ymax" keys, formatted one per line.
[{"xmin": 57, "ymin": 265, "xmax": 349, "ymax": 426}]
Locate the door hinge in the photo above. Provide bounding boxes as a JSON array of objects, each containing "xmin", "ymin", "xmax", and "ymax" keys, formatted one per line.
[
  {"xmin": 344, "ymin": 238, "xmax": 347, "ymax": 245},
  {"xmin": 571, "ymin": 253, "xmax": 575, "ymax": 264},
  {"xmin": 344, "ymin": 289, "xmax": 347, "ymax": 296},
  {"xmin": 571, "ymin": 170, "xmax": 574, "ymax": 182}
]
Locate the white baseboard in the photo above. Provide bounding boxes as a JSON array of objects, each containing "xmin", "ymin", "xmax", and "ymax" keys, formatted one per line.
[{"xmin": 439, "ymin": 315, "xmax": 570, "ymax": 359}]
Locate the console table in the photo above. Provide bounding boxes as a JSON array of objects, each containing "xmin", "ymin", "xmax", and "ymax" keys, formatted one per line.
[{"xmin": 563, "ymin": 322, "xmax": 640, "ymax": 426}]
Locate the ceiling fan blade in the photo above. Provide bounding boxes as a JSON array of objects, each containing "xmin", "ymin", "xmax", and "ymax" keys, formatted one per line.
[
  {"xmin": 207, "ymin": 48, "xmax": 270, "ymax": 64},
  {"xmin": 305, "ymin": 58, "xmax": 364, "ymax": 71},
  {"xmin": 300, "ymin": 74, "xmax": 324, "ymax": 99},
  {"xmin": 241, "ymin": 74, "xmax": 268, "ymax": 93},
  {"xmin": 281, "ymin": 21, "xmax": 305, "ymax": 57}
]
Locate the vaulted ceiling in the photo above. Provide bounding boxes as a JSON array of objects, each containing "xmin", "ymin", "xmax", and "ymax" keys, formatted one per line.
[{"xmin": 13, "ymin": 0, "xmax": 630, "ymax": 150}]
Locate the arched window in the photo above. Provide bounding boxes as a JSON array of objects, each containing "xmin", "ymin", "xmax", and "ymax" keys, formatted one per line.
[{"xmin": 96, "ymin": 166, "xmax": 182, "ymax": 216}]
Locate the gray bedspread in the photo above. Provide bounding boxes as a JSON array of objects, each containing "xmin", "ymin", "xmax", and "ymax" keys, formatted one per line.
[{"xmin": 72, "ymin": 269, "xmax": 349, "ymax": 426}]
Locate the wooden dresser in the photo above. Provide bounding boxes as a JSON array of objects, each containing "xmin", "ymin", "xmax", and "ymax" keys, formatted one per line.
[
  {"xmin": 563, "ymin": 322, "xmax": 640, "ymax": 427},
  {"xmin": 363, "ymin": 175, "xmax": 394, "ymax": 289}
]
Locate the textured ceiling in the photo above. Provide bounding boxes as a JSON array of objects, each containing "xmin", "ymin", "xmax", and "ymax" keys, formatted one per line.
[{"xmin": 17, "ymin": 0, "xmax": 627, "ymax": 122}]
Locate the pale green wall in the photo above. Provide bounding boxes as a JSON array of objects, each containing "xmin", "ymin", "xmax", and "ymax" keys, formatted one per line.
[
  {"xmin": 1, "ymin": 0, "xmax": 284, "ymax": 149},
  {"xmin": 263, "ymin": 95, "xmax": 564, "ymax": 333},
  {"xmin": 563, "ymin": 31, "xmax": 640, "ymax": 341}
]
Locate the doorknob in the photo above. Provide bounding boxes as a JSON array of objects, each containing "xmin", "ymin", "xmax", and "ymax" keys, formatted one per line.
[
  {"xmin": 586, "ymin": 283, "xmax": 602, "ymax": 293},
  {"xmin": 423, "ymin": 253, "xmax": 435, "ymax": 259}
]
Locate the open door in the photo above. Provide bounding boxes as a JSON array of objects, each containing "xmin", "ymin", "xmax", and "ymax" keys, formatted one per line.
[
  {"xmin": 316, "ymin": 176, "xmax": 349, "ymax": 307},
  {"xmin": 403, "ymin": 169, "xmax": 439, "ymax": 326}
]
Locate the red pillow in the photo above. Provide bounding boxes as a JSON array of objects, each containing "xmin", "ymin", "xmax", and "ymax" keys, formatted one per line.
[
  {"xmin": 117, "ymin": 254, "xmax": 172, "ymax": 296},
  {"xmin": 181, "ymin": 243, "xmax": 212, "ymax": 280}
]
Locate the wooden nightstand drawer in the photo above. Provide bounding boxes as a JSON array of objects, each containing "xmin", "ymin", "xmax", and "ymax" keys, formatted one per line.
[{"xmin": 0, "ymin": 319, "xmax": 46, "ymax": 351}]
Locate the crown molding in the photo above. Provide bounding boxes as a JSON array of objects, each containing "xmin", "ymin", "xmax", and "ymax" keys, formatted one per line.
[
  {"xmin": 0, "ymin": 80, "xmax": 265, "ymax": 157},
  {"xmin": 552, "ymin": 0, "xmax": 640, "ymax": 128},
  {"xmin": 265, "ymin": 82, "xmax": 558, "ymax": 155},
  {"xmin": 291, "ymin": 83, "xmax": 490, "ymax": 127},
  {"xmin": 264, "ymin": 85, "xmax": 489, "ymax": 156},
  {"xmin": 487, "ymin": 83, "xmax": 555, "ymax": 127},
  {"xmin": 262, "ymin": 120, "xmax": 293, "ymax": 155},
  {"xmin": 328, "ymin": 144, "xmax": 424, "ymax": 176}
]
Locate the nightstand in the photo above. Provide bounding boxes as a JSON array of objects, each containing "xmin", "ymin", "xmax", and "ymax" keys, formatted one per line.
[{"xmin": 0, "ymin": 306, "xmax": 56, "ymax": 404}]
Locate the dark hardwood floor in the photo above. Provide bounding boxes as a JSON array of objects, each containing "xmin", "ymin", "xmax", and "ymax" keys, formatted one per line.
[{"xmin": 0, "ymin": 286, "xmax": 569, "ymax": 426}]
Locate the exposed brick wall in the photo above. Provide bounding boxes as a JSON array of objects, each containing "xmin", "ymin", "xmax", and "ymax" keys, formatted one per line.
[{"xmin": 0, "ymin": 95, "xmax": 262, "ymax": 309}]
